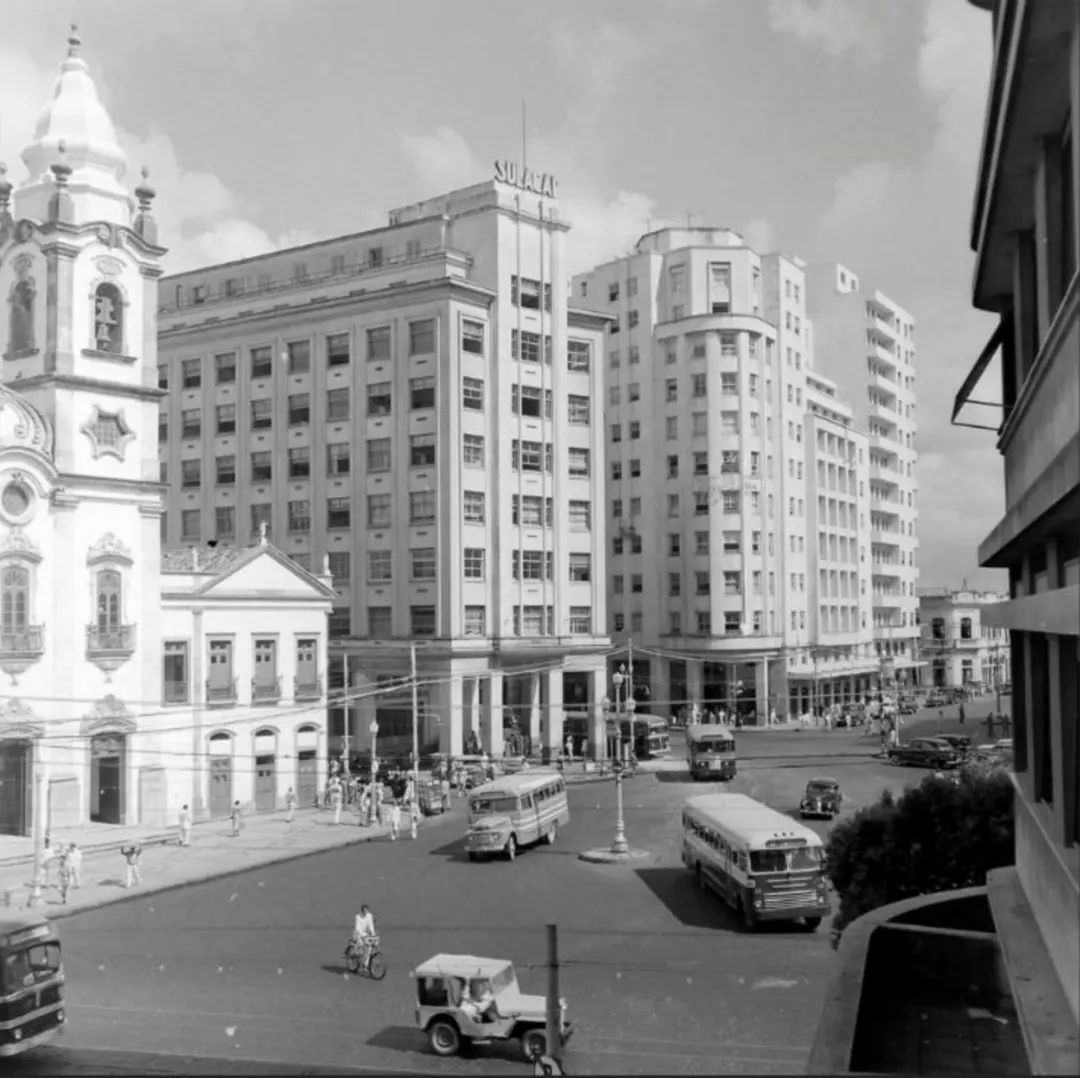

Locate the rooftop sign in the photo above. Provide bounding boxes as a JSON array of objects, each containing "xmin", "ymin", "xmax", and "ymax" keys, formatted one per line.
[{"xmin": 494, "ymin": 161, "xmax": 558, "ymax": 199}]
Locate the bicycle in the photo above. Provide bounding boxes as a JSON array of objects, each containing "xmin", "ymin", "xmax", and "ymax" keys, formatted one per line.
[{"xmin": 345, "ymin": 935, "xmax": 387, "ymax": 981}]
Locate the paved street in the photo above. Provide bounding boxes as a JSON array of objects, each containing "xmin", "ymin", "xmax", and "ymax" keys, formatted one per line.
[{"xmin": 22, "ymin": 728, "xmax": 924, "ymax": 1076}]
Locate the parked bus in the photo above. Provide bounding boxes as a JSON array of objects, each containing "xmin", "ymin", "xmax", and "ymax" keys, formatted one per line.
[
  {"xmin": 620, "ymin": 714, "xmax": 671, "ymax": 758},
  {"xmin": 686, "ymin": 723, "xmax": 737, "ymax": 780},
  {"xmin": 681, "ymin": 793, "xmax": 830, "ymax": 930},
  {"xmin": 464, "ymin": 771, "xmax": 570, "ymax": 861},
  {"xmin": 0, "ymin": 911, "xmax": 65, "ymax": 1056}
]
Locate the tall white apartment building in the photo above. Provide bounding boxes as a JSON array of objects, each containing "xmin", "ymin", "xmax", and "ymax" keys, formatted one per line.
[
  {"xmin": 573, "ymin": 229, "xmax": 879, "ymax": 721},
  {"xmin": 806, "ymin": 263, "xmax": 921, "ymax": 687},
  {"xmin": 158, "ymin": 172, "xmax": 611, "ymax": 762}
]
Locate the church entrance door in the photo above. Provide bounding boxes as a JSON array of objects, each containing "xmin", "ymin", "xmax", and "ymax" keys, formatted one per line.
[{"xmin": 90, "ymin": 733, "xmax": 126, "ymax": 824}]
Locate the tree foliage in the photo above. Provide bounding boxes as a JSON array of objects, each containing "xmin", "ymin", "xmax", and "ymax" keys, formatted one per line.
[{"xmin": 825, "ymin": 763, "xmax": 1015, "ymax": 937}]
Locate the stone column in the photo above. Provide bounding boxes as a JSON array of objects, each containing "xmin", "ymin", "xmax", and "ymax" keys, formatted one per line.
[
  {"xmin": 482, "ymin": 672, "xmax": 505, "ymax": 758},
  {"xmin": 545, "ymin": 667, "xmax": 564, "ymax": 761},
  {"xmin": 687, "ymin": 659, "xmax": 703, "ymax": 715},
  {"xmin": 446, "ymin": 675, "xmax": 464, "ymax": 757},
  {"xmin": 469, "ymin": 677, "xmax": 482, "ymax": 746},
  {"xmin": 528, "ymin": 672, "xmax": 542, "ymax": 755},
  {"xmin": 589, "ymin": 666, "xmax": 607, "ymax": 762}
]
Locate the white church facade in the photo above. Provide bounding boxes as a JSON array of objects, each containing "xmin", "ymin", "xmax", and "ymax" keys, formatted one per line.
[{"xmin": 0, "ymin": 28, "xmax": 334, "ymax": 836}]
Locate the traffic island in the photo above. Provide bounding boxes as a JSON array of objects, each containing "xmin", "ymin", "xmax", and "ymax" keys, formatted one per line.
[{"xmin": 578, "ymin": 846, "xmax": 652, "ymax": 865}]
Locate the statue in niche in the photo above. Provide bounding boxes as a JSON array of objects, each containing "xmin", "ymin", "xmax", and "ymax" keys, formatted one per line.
[
  {"xmin": 93, "ymin": 282, "xmax": 123, "ymax": 353},
  {"xmin": 8, "ymin": 278, "xmax": 35, "ymax": 353}
]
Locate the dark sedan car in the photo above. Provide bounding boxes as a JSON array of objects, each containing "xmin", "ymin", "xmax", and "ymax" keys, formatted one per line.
[
  {"xmin": 800, "ymin": 777, "xmax": 843, "ymax": 819},
  {"xmin": 888, "ymin": 737, "xmax": 963, "ymax": 769},
  {"xmin": 931, "ymin": 733, "xmax": 973, "ymax": 754}
]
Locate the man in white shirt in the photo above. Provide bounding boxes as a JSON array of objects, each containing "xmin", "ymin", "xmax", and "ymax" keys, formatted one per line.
[{"xmin": 352, "ymin": 904, "xmax": 377, "ymax": 969}]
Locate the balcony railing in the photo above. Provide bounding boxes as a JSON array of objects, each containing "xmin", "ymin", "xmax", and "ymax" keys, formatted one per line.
[
  {"xmin": 0, "ymin": 625, "xmax": 45, "ymax": 658},
  {"xmin": 86, "ymin": 624, "xmax": 136, "ymax": 655},
  {"xmin": 252, "ymin": 676, "xmax": 282, "ymax": 704},
  {"xmin": 163, "ymin": 680, "xmax": 190, "ymax": 705},
  {"xmin": 206, "ymin": 678, "xmax": 238, "ymax": 705},
  {"xmin": 294, "ymin": 674, "xmax": 323, "ymax": 701}
]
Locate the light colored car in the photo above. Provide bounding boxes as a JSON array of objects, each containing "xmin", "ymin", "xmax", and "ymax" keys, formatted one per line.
[{"xmin": 413, "ymin": 953, "xmax": 572, "ymax": 1059}]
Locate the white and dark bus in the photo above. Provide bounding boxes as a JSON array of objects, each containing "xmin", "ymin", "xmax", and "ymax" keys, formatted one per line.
[
  {"xmin": 681, "ymin": 793, "xmax": 830, "ymax": 930},
  {"xmin": 686, "ymin": 723, "xmax": 737, "ymax": 780}
]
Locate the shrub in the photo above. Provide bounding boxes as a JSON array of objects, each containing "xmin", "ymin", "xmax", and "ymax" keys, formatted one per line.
[{"xmin": 825, "ymin": 766, "xmax": 1014, "ymax": 938}]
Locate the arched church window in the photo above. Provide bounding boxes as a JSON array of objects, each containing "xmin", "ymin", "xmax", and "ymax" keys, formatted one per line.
[
  {"xmin": 96, "ymin": 568, "xmax": 122, "ymax": 632},
  {"xmin": 1, "ymin": 565, "xmax": 30, "ymax": 632},
  {"xmin": 8, "ymin": 279, "xmax": 35, "ymax": 354},
  {"xmin": 93, "ymin": 282, "xmax": 124, "ymax": 353}
]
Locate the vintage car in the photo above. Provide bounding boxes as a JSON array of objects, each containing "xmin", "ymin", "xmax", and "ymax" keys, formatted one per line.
[
  {"xmin": 930, "ymin": 733, "xmax": 973, "ymax": 754},
  {"xmin": 887, "ymin": 737, "xmax": 963, "ymax": 769},
  {"xmin": 799, "ymin": 777, "xmax": 843, "ymax": 819},
  {"xmin": 413, "ymin": 953, "xmax": 572, "ymax": 1060},
  {"xmin": 897, "ymin": 696, "xmax": 919, "ymax": 716}
]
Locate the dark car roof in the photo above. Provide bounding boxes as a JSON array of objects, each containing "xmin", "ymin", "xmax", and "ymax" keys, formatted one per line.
[{"xmin": 808, "ymin": 777, "xmax": 839, "ymax": 785}]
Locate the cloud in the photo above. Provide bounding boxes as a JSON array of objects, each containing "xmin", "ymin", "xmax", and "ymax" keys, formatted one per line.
[
  {"xmin": 0, "ymin": 42, "xmax": 315, "ymax": 274},
  {"xmin": 767, "ymin": 0, "xmax": 893, "ymax": 62},
  {"xmin": 801, "ymin": 0, "xmax": 1001, "ymax": 585},
  {"xmin": 399, "ymin": 126, "xmax": 483, "ymax": 196},
  {"xmin": 741, "ymin": 217, "xmax": 778, "ymax": 254}
]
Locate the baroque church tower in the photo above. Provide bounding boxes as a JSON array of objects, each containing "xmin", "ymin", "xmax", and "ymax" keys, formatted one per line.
[{"xmin": 0, "ymin": 27, "xmax": 166, "ymax": 833}]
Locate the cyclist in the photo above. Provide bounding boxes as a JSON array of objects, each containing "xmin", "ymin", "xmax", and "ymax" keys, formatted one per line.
[{"xmin": 351, "ymin": 904, "xmax": 377, "ymax": 970}]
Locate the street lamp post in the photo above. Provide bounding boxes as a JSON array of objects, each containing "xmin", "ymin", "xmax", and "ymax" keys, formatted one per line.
[
  {"xmin": 27, "ymin": 765, "xmax": 46, "ymax": 908},
  {"xmin": 610, "ymin": 758, "xmax": 629, "ymax": 855},
  {"xmin": 612, "ymin": 668, "xmax": 625, "ymax": 762},
  {"xmin": 368, "ymin": 719, "xmax": 379, "ymax": 825}
]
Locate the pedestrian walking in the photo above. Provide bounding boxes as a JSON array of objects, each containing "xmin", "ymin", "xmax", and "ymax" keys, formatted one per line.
[
  {"xmin": 67, "ymin": 843, "xmax": 82, "ymax": 889},
  {"xmin": 958, "ymin": 702, "xmax": 966, "ymax": 725},
  {"xmin": 178, "ymin": 803, "xmax": 192, "ymax": 847},
  {"xmin": 285, "ymin": 787, "xmax": 298, "ymax": 823},
  {"xmin": 357, "ymin": 784, "xmax": 370, "ymax": 826},
  {"xmin": 409, "ymin": 798, "xmax": 421, "ymax": 840},
  {"xmin": 373, "ymin": 780, "xmax": 385, "ymax": 824},
  {"xmin": 230, "ymin": 800, "xmax": 244, "ymax": 836},
  {"xmin": 389, "ymin": 800, "xmax": 402, "ymax": 841},
  {"xmin": 440, "ymin": 776, "xmax": 450, "ymax": 811},
  {"xmin": 331, "ymin": 782, "xmax": 343, "ymax": 826},
  {"xmin": 121, "ymin": 843, "xmax": 142, "ymax": 888},
  {"xmin": 57, "ymin": 850, "xmax": 73, "ymax": 904},
  {"xmin": 41, "ymin": 837, "xmax": 58, "ymax": 887},
  {"xmin": 564, "ymin": 734, "xmax": 573, "ymax": 761}
]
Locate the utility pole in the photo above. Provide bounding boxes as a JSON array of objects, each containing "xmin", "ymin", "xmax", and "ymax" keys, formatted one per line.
[
  {"xmin": 341, "ymin": 654, "xmax": 351, "ymax": 776},
  {"xmin": 626, "ymin": 637, "xmax": 634, "ymax": 704},
  {"xmin": 545, "ymin": 923, "xmax": 561, "ymax": 1065},
  {"xmin": 27, "ymin": 765, "xmax": 45, "ymax": 907},
  {"xmin": 411, "ymin": 642, "xmax": 420, "ymax": 793}
]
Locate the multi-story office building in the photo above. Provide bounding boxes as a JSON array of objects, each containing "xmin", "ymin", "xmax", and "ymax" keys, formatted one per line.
[
  {"xmin": 916, "ymin": 586, "xmax": 1010, "ymax": 690},
  {"xmin": 806, "ymin": 263, "xmax": 921, "ymax": 688},
  {"xmin": 573, "ymin": 229, "xmax": 879, "ymax": 721},
  {"xmin": 158, "ymin": 174, "xmax": 612, "ymax": 762},
  {"xmin": 811, "ymin": 4, "xmax": 1078, "ymax": 1072}
]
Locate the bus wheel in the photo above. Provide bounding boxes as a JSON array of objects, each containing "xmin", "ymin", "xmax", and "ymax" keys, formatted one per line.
[
  {"xmin": 804, "ymin": 916, "xmax": 822, "ymax": 931},
  {"xmin": 505, "ymin": 835, "xmax": 517, "ymax": 861},
  {"xmin": 467, "ymin": 852, "xmax": 478, "ymax": 862},
  {"xmin": 546, "ymin": 825, "xmax": 557, "ymax": 845}
]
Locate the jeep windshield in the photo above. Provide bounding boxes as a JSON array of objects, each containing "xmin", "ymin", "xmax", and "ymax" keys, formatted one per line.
[
  {"xmin": 469, "ymin": 796, "xmax": 519, "ymax": 816},
  {"xmin": 806, "ymin": 783, "xmax": 837, "ymax": 797}
]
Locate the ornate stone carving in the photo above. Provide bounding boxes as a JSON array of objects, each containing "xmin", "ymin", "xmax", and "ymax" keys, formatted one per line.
[
  {"xmin": 0, "ymin": 526, "xmax": 42, "ymax": 562},
  {"xmin": 93, "ymin": 255, "xmax": 124, "ymax": 277},
  {"xmin": 81, "ymin": 694, "xmax": 136, "ymax": 735},
  {"xmin": 0, "ymin": 386, "xmax": 55, "ymax": 458},
  {"xmin": 87, "ymin": 532, "xmax": 133, "ymax": 565},
  {"xmin": 12, "ymin": 253, "xmax": 33, "ymax": 276},
  {"xmin": 14, "ymin": 220, "xmax": 35, "ymax": 244},
  {"xmin": 80, "ymin": 405, "xmax": 134, "ymax": 462},
  {"xmin": 0, "ymin": 696, "xmax": 44, "ymax": 739}
]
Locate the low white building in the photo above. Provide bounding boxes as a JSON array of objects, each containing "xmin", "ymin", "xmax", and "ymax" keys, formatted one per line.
[{"xmin": 0, "ymin": 29, "xmax": 334, "ymax": 836}]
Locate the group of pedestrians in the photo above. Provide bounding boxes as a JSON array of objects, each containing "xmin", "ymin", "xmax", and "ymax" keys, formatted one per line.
[{"xmin": 38, "ymin": 838, "xmax": 84, "ymax": 903}]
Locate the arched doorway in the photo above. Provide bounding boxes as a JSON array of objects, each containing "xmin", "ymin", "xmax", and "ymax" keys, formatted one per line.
[
  {"xmin": 0, "ymin": 738, "xmax": 31, "ymax": 836},
  {"xmin": 296, "ymin": 725, "xmax": 318, "ymax": 808},
  {"xmin": 90, "ymin": 732, "xmax": 126, "ymax": 823},
  {"xmin": 208, "ymin": 732, "xmax": 233, "ymax": 818},
  {"xmin": 253, "ymin": 729, "xmax": 277, "ymax": 813}
]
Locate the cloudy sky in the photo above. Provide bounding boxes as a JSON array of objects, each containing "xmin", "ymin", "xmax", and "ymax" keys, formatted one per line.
[{"xmin": 2, "ymin": 0, "xmax": 1004, "ymax": 590}]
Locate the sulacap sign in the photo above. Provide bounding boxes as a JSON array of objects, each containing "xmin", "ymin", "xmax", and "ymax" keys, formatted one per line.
[{"xmin": 494, "ymin": 161, "xmax": 558, "ymax": 199}]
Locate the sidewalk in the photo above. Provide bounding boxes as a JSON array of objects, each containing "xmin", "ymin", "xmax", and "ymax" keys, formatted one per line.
[{"xmin": 0, "ymin": 803, "xmax": 455, "ymax": 920}]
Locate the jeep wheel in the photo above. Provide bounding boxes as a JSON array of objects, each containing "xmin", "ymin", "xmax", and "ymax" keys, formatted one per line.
[
  {"xmin": 429, "ymin": 1019, "xmax": 461, "ymax": 1057},
  {"xmin": 804, "ymin": 916, "xmax": 823, "ymax": 931},
  {"xmin": 521, "ymin": 1028, "xmax": 548, "ymax": 1061},
  {"xmin": 505, "ymin": 834, "xmax": 517, "ymax": 861}
]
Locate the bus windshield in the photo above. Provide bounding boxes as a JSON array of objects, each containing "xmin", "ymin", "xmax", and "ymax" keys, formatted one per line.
[
  {"xmin": 469, "ymin": 796, "xmax": 519, "ymax": 816},
  {"xmin": 750, "ymin": 847, "xmax": 822, "ymax": 874},
  {"xmin": 2, "ymin": 942, "xmax": 61, "ymax": 993},
  {"xmin": 693, "ymin": 738, "xmax": 734, "ymax": 754}
]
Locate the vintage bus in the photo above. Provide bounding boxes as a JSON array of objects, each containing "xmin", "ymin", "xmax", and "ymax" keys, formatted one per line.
[
  {"xmin": 681, "ymin": 793, "xmax": 830, "ymax": 930},
  {"xmin": 0, "ymin": 911, "xmax": 65, "ymax": 1056},
  {"xmin": 686, "ymin": 723, "xmax": 737, "ymax": 780},
  {"xmin": 464, "ymin": 771, "xmax": 570, "ymax": 862},
  {"xmin": 621, "ymin": 714, "xmax": 671, "ymax": 758}
]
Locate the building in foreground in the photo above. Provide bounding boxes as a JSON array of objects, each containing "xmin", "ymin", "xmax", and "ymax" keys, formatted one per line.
[
  {"xmin": 158, "ymin": 175, "xmax": 612, "ymax": 761},
  {"xmin": 811, "ymin": 2, "xmax": 1078, "ymax": 1073},
  {"xmin": 571, "ymin": 229, "xmax": 880, "ymax": 721},
  {"xmin": 806, "ymin": 261, "xmax": 922, "ymax": 690},
  {"xmin": 0, "ymin": 31, "xmax": 333, "ymax": 835},
  {"xmin": 916, "ymin": 586, "xmax": 1010, "ymax": 691}
]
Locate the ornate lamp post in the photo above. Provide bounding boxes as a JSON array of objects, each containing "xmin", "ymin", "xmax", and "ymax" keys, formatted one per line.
[
  {"xmin": 368, "ymin": 719, "xmax": 379, "ymax": 825},
  {"xmin": 27, "ymin": 765, "xmax": 46, "ymax": 908},
  {"xmin": 612, "ymin": 667, "xmax": 625, "ymax": 762},
  {"xmin": 610, "ymin": 757, "xmax": 629, "ymax": 855}
]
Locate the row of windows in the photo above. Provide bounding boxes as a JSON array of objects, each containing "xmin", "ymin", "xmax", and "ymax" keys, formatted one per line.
[
  {"xmin": 611, "ymin": 415, "xmax": 804, "ymax": 443},
  {"xmin": 360, "ymin": 548, "xmax": 593, "ymax": 585},
  {"xmin": 610, "ymin": 372, "xmax": 773, "ymax": 406},
  {"xmin": 168, "ymin": 493, "xmax": 595, "ymax": 542},
  {"xmin": 163, "ymin": 636, "xmax": 321, "ymax": 704},
  {"xmin": 344, "ymin": 604, "xmax": 594, "ymax": 639},
  {"xmin": 2, "ymin": 566, "xmax": 127, "ymax": 636}
]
